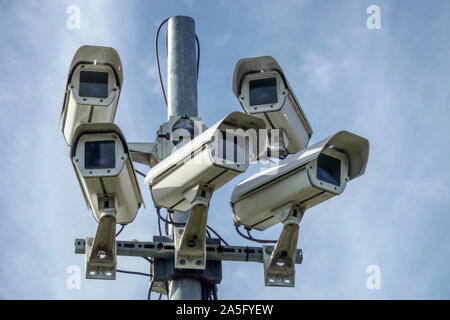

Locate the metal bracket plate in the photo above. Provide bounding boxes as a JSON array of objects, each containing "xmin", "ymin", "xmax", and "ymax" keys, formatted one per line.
[
  {"xmin": 174, "ymin": 223, "xmax": 206, "ymax": 270},
  {"xmin": 174, "ymin": 184, "xmax": 213, "ymax": 270},
  {"xmin": 85, "ymin": 237, "xmax": 116, "ymax": 280},
  {"xmin": 85, "ymin": 201, "xmax": 117, "ymax": 280},
  {"xmin": 128, "ymin": 142, "xmax": 159, "ymax": 167},
  {"xmin": 263, "ymin": 204, "xmax": 304, "ymax": 287}
]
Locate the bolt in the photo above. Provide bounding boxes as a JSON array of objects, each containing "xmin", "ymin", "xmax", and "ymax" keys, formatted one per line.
[{"xmin": 187, "ymin": 240, "xmax": 195, "ymax": 247}]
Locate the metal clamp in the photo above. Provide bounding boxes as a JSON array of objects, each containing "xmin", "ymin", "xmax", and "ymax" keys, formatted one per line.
[
  {"xmin": 174, "ymin": 184, "xmax": 213, "ymax": 270},
  {"xmin": 263, "ymin": 203, "xmax": 305, "ymax": 287},
  {"xmin": 85, "ymin": 194, "xmax": 117, "ymax": 280},
  {"xmin": 128, "ymin": 142, "xmax": 159, "ymax": 167}
]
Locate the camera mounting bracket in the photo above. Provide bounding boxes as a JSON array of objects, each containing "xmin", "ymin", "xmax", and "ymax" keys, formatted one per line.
[
  {"xmin": 128, "ymin": 142, "xmax": 159, "ymax": 167},
  {"xmin": 85, "ymin": 194, "xmax": 117, "ymax": 280},
  {"xmin": 263, "ymin": 202, "xmax": 305, "ymax": 287},
  {"xmin": 174, "ymin": 184, "xmax": 214, "ymax": 270}
]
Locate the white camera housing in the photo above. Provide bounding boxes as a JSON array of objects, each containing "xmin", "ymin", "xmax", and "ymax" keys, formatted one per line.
[
  {"xmin": 145, "ymin": 112, "xmax": 266, "ymax": 212},
  {"xmin": 71, "ymin": 123, "xmax": 143, "ymax": 224},
  {"xmin": 61, "ymin": 45, "xmax": 124, "ymax": 146},
  {"xmin": 232, "ymin": 56, "xmax": 313, "ymax": 154},
  {"xmin": 230, "ymin": 131, "xmax": 369, "ymax": 230}
]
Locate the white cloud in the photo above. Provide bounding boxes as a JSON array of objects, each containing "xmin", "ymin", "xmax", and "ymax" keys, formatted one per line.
[{"xmin": 299, "ymin": 51, "xmax": 336, "ymax": 92}]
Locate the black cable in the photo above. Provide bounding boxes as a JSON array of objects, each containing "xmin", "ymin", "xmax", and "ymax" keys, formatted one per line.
[
  {"xmin": 164, "ymin": 211, "xmax": 169, "ymax": 235},
  {"xmin": 158, "ymin": 210, "xmax": 229, "ymax": 246},
  {"xmin": 246, "ymin": 227, "xmax": 277, "ymax": 244},
  {"xmin": 142, "ymin": 257, "xmax": 154, "ymax": 264},
  {"xmin": 116, "ymin": 269, "xmax": 152, "ymax": 277},
  {"xmin": 155, "ymin": 18, "xmax": 169, "ymax": 107},
  {"xmin": 206, "ymin": 284, "xmax": 211, "ymax": 300},
  {"xmin": 195, "ymin": 34, "xmax": 200, "ymax": 80},
  {"xmin": 147, "ymin": 280, "xmax": 154, "ymax": 300},
  {"xmin": 156, "ymin": 207, "xmax": 185, "ymax": 227},
  {"xmin": 165, "ymin": 281, "xmax": 170, "ymax": 299},
  {"xmin": 234, "ymin": 224, "xmax": 277, "ymax": 244},
  {"xmin": 206, "ymin": 229, "xmax": 211, "ymax": 238},
  {"xmin": 155, "ymin": 18, "xmax": 200, "ymax": 108},
  {"xmin": 212, "ymin": 284, "xmax": 218, "ymax": 300},
  {"xmin": 135, "ymin": 169, "xmax": 146, "ymax": 178},
  {"xmin": 210, "ymin": 284, "xmax": 214, "ymax": 300},
  {"xmin": 207, "ymin": 225, "xmax": 230, "ymax": 246},
  {"xmin": 158, "ymin": 292, "xmax": 163, "ymax": 300},
  {"xmin": 115, "ymin": 224, "xmax": 125, "ymax": 237},
  {"xmin": 157, "ymin": 215, "xmax": 162, "ymax": 236}
]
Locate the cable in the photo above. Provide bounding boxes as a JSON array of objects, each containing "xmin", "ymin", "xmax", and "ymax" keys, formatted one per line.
[
  {"xmin": 142, "ymin": 257, "xmax": 154, "ymax": 264},
  {"xmin": 135, "ymin": 169, "xmax": 146, "ymax": 178},
  {"xmin": 195, "ymin": 34, "xmax": 200, "ymax": 80},
  {"xmin": 157, "ymin": 215, "xmax": 162, "ymax": 236},
  {"xmin": 165, "ymin": 281, "xmax": 170, "ymax": 299},
  {"xmin": 116, "ymin": 269, "xmax": 152, "ymax": 277},
  {"xmin": 115, "ymin": 224, "xmax": 125, "ymax": 237},
  {"xmin": 147, "ymin": 280, "xmax": 154, "ymax": 300},
  {"xmin": 206, "ymin": 229, "xmax": 211, "ymax": 238},
  {"xmin": 234, "ymin": 224, "xmax": 277, "ymax": 244},
  {"xmin": 155, "ymin": 18, "xmax": 169, "ymax": 107},
  {"xmin": 155, "ymin": 18, "xmax": 201, "ymax": 108},
  {"xmin": 207, "ymin": 225, "xmax": 230, "ymax": 246},
  {"xmin": 246, "ymin": 227, "xmax": 277, "ymax": 244},
  {"xmin": 157, "ymin": 210, "xmax": 229, "ymax": 246},
  {"xmin": 164, "ymin": 211, "xmax": 169, "ymax": 235},
  {"xmin": 155, "ymin": 207, "xmax": 185, "ymax": 227},
  {"xmin": 168, "ymin": 210, "xmax": 175, "ymax": 223},
  {"xmin": 212, "ymin": 284, "xmax": 218, "ymax": 300}
]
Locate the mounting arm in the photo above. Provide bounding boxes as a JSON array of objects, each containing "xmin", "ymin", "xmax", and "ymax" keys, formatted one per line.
[
  {"xmin": 263, "ymin": 203, "xmax": 305, "ymax": 287},
  {"xmin": 85, "ymin": 194, "xmax": 117, "ymax": 280},
  {"xmin": 174, "ymin": 184, "xmax": 214, "ymax": 270}
]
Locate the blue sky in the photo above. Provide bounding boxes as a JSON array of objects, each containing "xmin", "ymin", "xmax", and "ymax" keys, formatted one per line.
[{"xmin": 0, "ymin": 0, "xmax": 449, "ymax": 299}]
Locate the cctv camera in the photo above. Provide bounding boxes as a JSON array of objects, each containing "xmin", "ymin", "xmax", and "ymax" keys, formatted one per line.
[
  {"xmin": 60, "ymin": 45, "xmax": 124, "ymax": 146},
  {"xmin": 230, "ymin": 130, "xmax": 369, "ymax": 231},
  {"xmin": 232, "ymin": 56, "xmax": 313, "ymax": 154},
  {"xmin": 145, "ymin": 111, "xmax": 266, "ymax": 212},
  {"xmin": 70, "ymin": 123, "xmax": 143, "ymax": 224}
]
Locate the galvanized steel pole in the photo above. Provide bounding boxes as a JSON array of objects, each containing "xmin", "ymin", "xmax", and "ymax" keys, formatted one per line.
[
  {"xmin": 165, "ymin": 15, "xmax": 202, "ymax": 300},
  {"xmin": 167, "ymin": 16, "xmax": 198, "ymax": 119}
]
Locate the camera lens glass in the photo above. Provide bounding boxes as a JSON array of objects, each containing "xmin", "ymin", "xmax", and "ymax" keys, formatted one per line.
[
  {"xmin": 85, "ymin": 140, "xmax": 116, "ymax": 170},
  {"xmin": 79, "ymin": 71, "xmax": 109, "ymax": 98},
  {"xmin": 317, "ymin": 153, "xmax": 341, "ymax": 186},
  {"xmin": 249, "ymin": 77, "xmax": 277, "ymax": 106}
]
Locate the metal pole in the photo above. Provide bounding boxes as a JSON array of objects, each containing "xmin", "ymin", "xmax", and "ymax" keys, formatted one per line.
[
  {"xmin": 167, "ymin": 15, "xmax": 198, "ymax": 119},
  {"xmin": 165, "ymin": 15, "xmax": 202, "ymax": 300}
]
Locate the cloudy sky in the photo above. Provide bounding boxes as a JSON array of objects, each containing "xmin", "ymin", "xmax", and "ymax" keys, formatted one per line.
[{"xmin": 0, "ymin": 0, "xmax": 449, "ymax": 299}]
